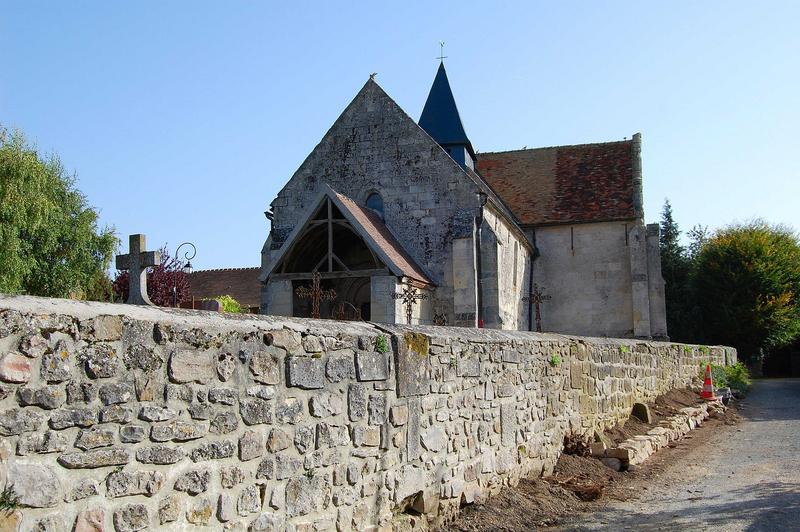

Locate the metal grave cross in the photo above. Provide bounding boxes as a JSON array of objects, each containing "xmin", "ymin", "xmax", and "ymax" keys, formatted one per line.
[
  {"xmin": 392, "ymin": 281, "xmax": 428, "ymax": 325},
  {"xmin": 115, "ymin": 234, "xmax": 161, "ymax": 306},
  {"xmin": 522, "ymin": 283, "xmax": 552, "ymax": 333},
  {"xmin": 295, "ymin": 271, "xmax": 337, "ymax": 319}
]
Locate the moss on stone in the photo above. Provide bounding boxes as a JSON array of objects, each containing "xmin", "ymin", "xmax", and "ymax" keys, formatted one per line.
[{"xmin": 404, "ymin": 332, "xmax": 429, "ymax": 358}]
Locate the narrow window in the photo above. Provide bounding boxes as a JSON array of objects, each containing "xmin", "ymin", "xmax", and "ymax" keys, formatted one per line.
[{"xmin": 366, "ymin": 192, "xmax": 384, "ymax": 219}]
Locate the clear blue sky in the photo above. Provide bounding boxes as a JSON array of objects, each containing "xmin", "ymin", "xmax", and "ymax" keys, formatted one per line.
[{"xmin": 2, "ymin": 1, "xmax": 798, "ymax": 269}]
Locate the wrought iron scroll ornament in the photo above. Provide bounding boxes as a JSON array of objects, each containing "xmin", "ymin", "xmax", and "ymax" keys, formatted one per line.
[{"xmin": 391, "ymin": 281, "xmax": 428, "ymax": 325}]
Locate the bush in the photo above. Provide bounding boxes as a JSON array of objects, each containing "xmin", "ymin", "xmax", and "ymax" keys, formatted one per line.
[
  {"xmin": 215, "ymin": 295, "xmax": 243, "ymax": 313},
  {"xmin": 707, "ymin": 362, "xmax": 751, "ymax": 394}
]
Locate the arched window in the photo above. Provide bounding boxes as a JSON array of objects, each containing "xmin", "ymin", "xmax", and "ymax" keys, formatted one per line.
[{"xmin": 365, "ymin": 192, "xmax": 384, "ymax": 218}]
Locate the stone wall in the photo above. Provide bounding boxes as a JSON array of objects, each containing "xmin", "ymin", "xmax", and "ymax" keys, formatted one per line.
[{"xmin": 0, "ymin": 295, "xmax": 734, "ymax": 531}]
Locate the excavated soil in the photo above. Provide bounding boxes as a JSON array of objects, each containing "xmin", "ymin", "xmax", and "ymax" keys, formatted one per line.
[{"xmin": 446, "ymin": 389, "xmax": 742, "ymax": 531}]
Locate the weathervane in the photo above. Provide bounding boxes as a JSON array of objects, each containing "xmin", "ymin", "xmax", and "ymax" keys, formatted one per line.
[
  {"xmin": 295, "ymin": 271, "xmax": 337, "ymax": 319},
  {"xmin": 523, "ymin": 283, "xmax": 552, "ymax": 333},
  {"xmin": 437, "ymin": 41, "xmax": 447, "ymax": 62},
  {"xmin": 392, "ymin": 280, "xmax": 428, "ymax": 325}
]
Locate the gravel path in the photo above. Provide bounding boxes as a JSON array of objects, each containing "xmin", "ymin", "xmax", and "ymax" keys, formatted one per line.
[{"xmin": 556, "ymin": 379, "xmax": 800, "ymax": 531}]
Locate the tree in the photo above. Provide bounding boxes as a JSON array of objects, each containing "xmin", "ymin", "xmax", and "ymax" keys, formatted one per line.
[
  {"xmin": 659, "ymin": 200, "xmax": 695, "ymax": 341},
  {"xmin": 0, "ymin": 126, "xmax": 117, "ymax": 299},
  {"xmin": 693, "ymin": 220, "xmax": 800, "ymax": 364},
  {"xmin": 112, "ymin": 247, "xmax": 190, "ymax": 307}
]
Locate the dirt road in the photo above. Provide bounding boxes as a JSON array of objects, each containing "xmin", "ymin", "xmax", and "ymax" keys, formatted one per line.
[{"xmin": 556, "ymin": 379, "xmax": 800, "ymax": 531}]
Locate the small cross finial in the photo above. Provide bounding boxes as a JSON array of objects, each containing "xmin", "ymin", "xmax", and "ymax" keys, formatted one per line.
[{"xmin": 437, "ymin": 41, "xmax": 447, "ymax": 63}]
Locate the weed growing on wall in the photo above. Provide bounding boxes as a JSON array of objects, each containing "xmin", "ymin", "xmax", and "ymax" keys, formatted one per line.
[
  {"xmin": 619, "ymin": 345, "xmax": 630, "ymax": 354},
  {"xmin": 375, "ymin": 335, "xmax": 389, "ymax": 354},
  {"xmin": 0, "ymin": 484, "xmax": 20, "ymax": 511},
  {"xmin": 549, "ymin": 353, "xmax": 561, "ymax": 367}
]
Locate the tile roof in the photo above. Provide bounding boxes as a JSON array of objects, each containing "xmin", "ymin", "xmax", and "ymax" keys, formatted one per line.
[
  {"xmin": 331, "ymin": 191, "xmax": 434, "ymax": 286},
  {"xmin": 188, "ymin": 267, "xmax": 261, "ymax": 309},
  {"xmin": 476, "ymin": 139, "xmax": 638, "ymax": 226}
]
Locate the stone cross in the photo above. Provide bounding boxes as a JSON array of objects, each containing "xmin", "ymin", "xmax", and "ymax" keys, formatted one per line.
[
  {"xmin": 392, "ymin": 281, "xmax": 428, "ymax": 325},
  {"xmin": 115, "ymin": 234, "xmax": 161, "ymax": 306},
  {"xmin": 295, "ymin": 271, "xmax": 337, "ymax": 319},
  {"xmin": 523, "ymin": 283, "xmax": 551, "ymax": 333}
]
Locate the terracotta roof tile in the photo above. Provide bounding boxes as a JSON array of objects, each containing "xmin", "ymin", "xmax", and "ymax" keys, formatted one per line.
[
  {"xmin": 332, "ymin": 191, "xmax": 434, "ymax": 286},
  {"xmin": 476, "ymin": 139, "xmax": 637, "ymax": 226}
]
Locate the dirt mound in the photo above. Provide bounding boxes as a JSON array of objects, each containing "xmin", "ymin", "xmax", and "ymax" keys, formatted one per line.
[{"xmin": 606, "ymin": 387, "xmax": 705, "ymax": 444}]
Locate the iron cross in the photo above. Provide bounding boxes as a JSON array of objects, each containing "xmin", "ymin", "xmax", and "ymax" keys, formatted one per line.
[
  {"xmin": 392, "ymin": 281, "xmax": 428, "ymax": 325},
  {"xmin": 115, "ymin": 234, "xmax": 161, "ymax": 306},
  {"xmin": 437, "ymin": 41, "xmax": 447, "ymax": 62},
  {"xmin": 295, "ymin": 271, "xmax": 337, "ymax": 319},
  {"xmin": 523, "ymin": 283, "xmax": 552, "ymax": 333}
]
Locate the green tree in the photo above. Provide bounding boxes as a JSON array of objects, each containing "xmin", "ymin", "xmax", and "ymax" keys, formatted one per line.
[
  {"xmin": 0, "ymin": 126, "xmax": 117, "ymax": 299},
  {"xmin": 694, "ymin": 220, "xmax": 800, "ymax": 364},
  {"xmin": 659, "ymin": 200, "xmax": 695, "ymax": 341}
]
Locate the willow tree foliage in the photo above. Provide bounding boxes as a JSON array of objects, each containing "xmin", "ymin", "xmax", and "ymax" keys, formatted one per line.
[
  {"xmin": 694, "ymin": 220, "xmax": 800, "ymax": 363},
  {"xmin": 0, "ymin": 127, "xmax": 117, "ymax": 299}
]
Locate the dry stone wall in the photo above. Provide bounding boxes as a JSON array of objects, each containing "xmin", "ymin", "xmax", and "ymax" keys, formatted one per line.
[{"xmin": 0, "ymin": 295, "xmax": 734, "ymax": 531}]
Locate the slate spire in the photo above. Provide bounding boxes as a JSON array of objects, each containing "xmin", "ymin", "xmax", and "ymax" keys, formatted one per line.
[{"xmin": 419, "ymin": 62, "xmax": 475, "ymax": 168}]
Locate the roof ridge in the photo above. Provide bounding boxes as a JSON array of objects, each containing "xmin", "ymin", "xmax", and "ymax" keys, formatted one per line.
[{"xmin": 478, "ymin": 138, "xmax": 633, "ymax": 156}]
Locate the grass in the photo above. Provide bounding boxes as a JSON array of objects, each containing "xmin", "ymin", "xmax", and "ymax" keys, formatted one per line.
[{"xmin": 0, "ymin": 485, "xmax": 20, "ymax": 512}]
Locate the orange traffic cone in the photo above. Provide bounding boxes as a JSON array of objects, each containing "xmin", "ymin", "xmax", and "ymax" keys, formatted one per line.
[{"xmin": 700, "ymin": 364, "xmax": 717, "ymax": 400}]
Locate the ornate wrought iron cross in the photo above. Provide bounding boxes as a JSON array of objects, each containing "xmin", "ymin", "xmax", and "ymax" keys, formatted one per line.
[
  {"xmin": 295, "ymin": 272, "xmax": 337, "ymax": 319},
  {"xmin": 522, "ymin": 283, "xmax": 552, "ymax": 333},
  {"xmin": 392, "ymin": 281, "xmax": 428, "ymax": 325}
]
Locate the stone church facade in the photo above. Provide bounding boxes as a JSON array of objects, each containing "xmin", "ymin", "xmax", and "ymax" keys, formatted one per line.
[{"xmin": 260, "ymin": 63, "xmax": 667, "ymax": 339}]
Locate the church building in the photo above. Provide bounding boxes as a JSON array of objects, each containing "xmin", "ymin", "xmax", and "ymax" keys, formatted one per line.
[{"xmin": 260, "ymin": 63, "xmax": 667, "ymax": 339}]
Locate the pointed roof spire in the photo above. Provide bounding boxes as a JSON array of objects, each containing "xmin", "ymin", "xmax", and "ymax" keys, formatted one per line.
[{"xmin": 419, "ymin": 62, "xmax": 474, "ymax": 157}]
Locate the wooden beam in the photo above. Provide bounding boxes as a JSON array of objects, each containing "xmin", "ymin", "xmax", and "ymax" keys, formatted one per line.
[{"xmin": 270, "ymin": 269, "xmax": 390, "ymax": 281}]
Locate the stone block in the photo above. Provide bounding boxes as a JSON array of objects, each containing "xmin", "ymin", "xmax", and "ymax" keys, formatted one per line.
[
  {"xmin": 500, "ymin": 403, "xmax": 516, "ymax": 447},
  {"xmin": 0, "ymin": 407, "xmax": 43, "ymax": 435},
  {"xmin": 249, "ymin": 349, "xmax": 282, "ymax": 384},
  {"xmin": 187, "ymin": 497, "xmax": 214, "ymax": 525},
  {"xmin": 294, "ymin": 425, "xmax": 315, "ymax": 454},
  {"xmin": 218, "ymin": 493, "xmax": 235, "ymax": 522},
  {"xmin": 114, "ymin": 504, "xmax": 150, "ymax": 532},
  {"xmin": 285, "ymin": 475, "xmax": 331, "ymax": 517},
  {"xmin": 0, "ymin": 352, "xmax": 31, "ymax": 383},
  {"xmin": 240, "ymin": 430, "xmax": 264, "ymax": 461},
  {"xmin": 84, "ymin": 343, "xmax": 118, "ymax": 378},
  {"xmin": 99, "ymin": 405, "xmax": 133, "ymax": 424},
  {"xmin": 41, "ymin": 343, "xmax": 72, "ymax": 382},
  {"xmin": 310, "ymin": 392, "xmax": 344, "ymax": 417},
  {"xmin": 190, "ymin": 439, "xmax": 236, "ymax": 461},
  {"xmin": 58, "ymin": 448, "xmax": 129, "ymax": 469},
  {"xmin": 209, "ymin": 387, "xmax": 238, "ymax": 405},
  {"xmin": 395, "ymin": 332, "xmax": 430, "ymax": 397},
  {"xmin": 174, "ymin": 469, "xmax": 211, "ymax": 495},
  {"xmin": 355, "ymin": 351, "xmax": 389, "ymax": 381},
  {"xmin": 98, "ymin": 382, "xmax": 133, "ymax": 405},
  {"xmin": 352, "ymin": 425, "xmax": 381, "ymax": 447},
  {"xmin": 390, "ymin": 405, "xmax": 408, "ymax": 426},
  {"xmin": 17, "ymin": 430, "xmax": 67, "ymax": 455},
  {"xmin": 158, "ymin": 494, "xmax": 181, "ymax": 524},
  {"xmin": 75, "ymin": 427, "xmax": 115, "ymax": 450},
  {"xmin": 421, "ymin": 426, "xmax": 447, "ymax": 452},
  {"xmin": 16, "ymin": 385, "xmax": 65, "ymax": 409},
  {"xmin": 168, "ymin": 349, "xmax": 215, "ymax": 384},
  {"xmin": 348, "ymin": 384, "xmax": 367, "ymax": 421},
  {"xmin": 287, "ymin": 357, "xmax": 325, "ymax": 389},
  {"xmin": 49, "ymin": 408, "xmax": 96, "ymax": 430},
  {"xmin": 220, "ymin": 466, "xmax": 246, "ymax": 488},
  {"xmin": 275, "ymin": 454, "xmax": 303, "ymax": 480},
  {"xmin": 267, "ymin": 428, "xmax": 292, "ymax": 452},
  {"xmin": 326, "ymin": 353, "xmax": 355, "ymax": 382},
  {"xmin": 106, "ymin": 470, "xmax": 165, "ymax": 498},
  {"xmin": 138, "ymin": 405, "xmax": 177, "ymax": 422},
  {"xmin": 237, "ymin": 484, "xmax": 261, "ymax": 516},
  {"xmin": 73, "ymin": 509, "xmax": 103, "ymax": 532},
  {"xmin": 276, "ymin": 396, "xmax": 303, "ymax": 424},
  {"xmin": 210, "ymin": 411, "xmax": 239, "ymax": 434},
  {"xmin": 135, "ymin": 445, "xmax": 185, "ymax": 464},
  {"xmin": 457, "ymin": 355, "xmax": 480, "ymax": 377},
  {"xmin": 216, "ymin": 351, "xmax": 237, "ymax": 381},
  {"xmin": 149, "ymin": 420, "xmax": 207, "ymax": 442},
  {"xmin": 8, "ymin": 463, "xmax": 61, "ymax": 507},
  {"xmin": 368, "ymin": 394, "xmax": 387, "ymax": 425}
]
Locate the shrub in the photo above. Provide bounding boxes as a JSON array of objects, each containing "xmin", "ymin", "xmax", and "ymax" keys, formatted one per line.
[{"xmin": 215, "ymin": 295, "xmax": 243, "ymax": 313}]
